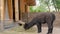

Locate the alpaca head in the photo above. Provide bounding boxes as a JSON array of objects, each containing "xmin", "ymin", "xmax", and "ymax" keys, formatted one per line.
[
  {"xmin": 24, "ymin": 22, "xmax": 36, "ymax": 30},
  {"xmin": 24, "ymin": 23, "xmax": 29, "ymax": 30}
]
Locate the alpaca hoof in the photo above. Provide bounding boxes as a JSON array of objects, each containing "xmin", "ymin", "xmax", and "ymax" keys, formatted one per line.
[
  {"xmin": 47, "ymin": 33, "xmax": 52, "ymax": 34},
  {"xmin": 38, "ymin": 33, "xmax": 41, "ymax": 34}
]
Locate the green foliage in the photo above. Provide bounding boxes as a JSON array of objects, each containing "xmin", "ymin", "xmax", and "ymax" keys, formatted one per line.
[
  {"xmin": 30, "ymin": 0, "xmax": 60, "ymax": 12},
  {"xmin": 35, "ymin": 6, "xmax": 47, "ymax": 12},
  {"xmin": 30, "ymin": 6, "xmax": 47, "ymax": 12},
  {"xmin": 30, "ymin": 6, "xmax": 34, "ymax": 12},
  {"xmin": 52, "ymin": 0, "xmax": 60, "ymax": 9},
  {"xmin": 30, "ymin": 0, "xmax": 48, "ymax": 12}
]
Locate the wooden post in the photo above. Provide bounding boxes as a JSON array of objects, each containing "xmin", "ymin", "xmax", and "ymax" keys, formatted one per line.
[
  {"xmin": 25, "ymin": 5, "xmax": 30, "ymax": 13},
  {"xmin": 0, "ymin": 0, "xmax": 2, "ymax": 21},
  {"xmin": 7, "ymin": 0, "xmax": 13, "ymax": 20},
  {"xmin": 0, "ymin": 0, "xmax": 5, "ymax": 31},
  {"xmin": 19, "ymin": 0, "xmax": 26, "ymax": 20},
  {"xmin": 14, "ymin": 0, "xmax": 19, "ymax": 21}
]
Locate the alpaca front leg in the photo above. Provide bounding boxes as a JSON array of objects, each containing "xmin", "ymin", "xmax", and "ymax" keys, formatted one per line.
[
  {"xmin": 47, "ymin": 22, "xmax": 53, "ymax": 34},
  {"xmin": 47, "ymin": 26, "xmax": 53, "ymax": 34},
  {"xmin": 37, "ymin": 23, "xmax": 42, "ymax": 33}
]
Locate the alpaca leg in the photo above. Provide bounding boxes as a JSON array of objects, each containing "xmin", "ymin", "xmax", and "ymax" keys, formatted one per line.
[
  {"xmin": 47, "ymin": 22, "xmax": 53, "ymax": 34},
  {"xmin": 37, "ymin": 23, "xmax": 42, "ymax": 33}
]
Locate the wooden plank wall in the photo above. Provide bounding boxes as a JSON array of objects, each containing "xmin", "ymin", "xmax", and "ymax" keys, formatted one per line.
[
  {"xmin": 0, "ymin": 0, "xmax": 5, "ymax": 31},
  {"xmin": 20, "ymin": 0, "xmax": 24, "ymax": 20},
  {"xmin": 0, "ymin": 0, "xmax": 1, "ymax": 20},
  {"xmin": 7, "ymin": 0, "xmax": 13, "ymax": 20},
  {"xmin": 26, "ymin": 0, "xmax": 36, "ymax": 6},
  {"xmin": 7, "ymin": 0, "xmax": 20, "ymax": 21},
  {"xmin": 12, "ymin": 0, "xmax": 16, "ymax": 21},
  {"xmin": 15, "ymin": 0, "xmax": 19, "ymax": 21},
  {"xmin": 20, "ymin": 0, "xmax": 26, "ymax": 13},
  {"xmin": 0, "ymin": 0, "xmax": 36, "ymax": 21},
  {"xmin": 0, "ymin": 0, "xmax": 5, "ymax": 20},
  {"xmin": 7, "ymin": 0, "xmax": 24, "ymax": 21}
]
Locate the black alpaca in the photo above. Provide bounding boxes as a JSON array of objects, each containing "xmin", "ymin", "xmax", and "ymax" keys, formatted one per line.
[{"xmin": 24, "ymin": 12, "xmax": 55, "ymax": 34}]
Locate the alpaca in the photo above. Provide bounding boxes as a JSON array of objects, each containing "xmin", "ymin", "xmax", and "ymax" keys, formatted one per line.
[{"xmin": 24, "ymin": 12, "xmax": 55, "ymax": 34}]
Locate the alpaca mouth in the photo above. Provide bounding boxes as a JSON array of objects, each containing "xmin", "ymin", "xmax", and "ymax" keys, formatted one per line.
[
  {"xmin": 24, "ymin": 27, "xmax": 28, "ymax": 30},
  {"xmin": 24, "ymin": 26, "xmax": 30, "ymax": 30}
]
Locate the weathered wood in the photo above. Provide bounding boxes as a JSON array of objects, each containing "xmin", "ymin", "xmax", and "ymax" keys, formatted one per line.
[
  {"xmin": 18, "ymin": 0, "xmax": 20, "ymax": 20},
  {"xmin": 0, "ymin": 0, "xmax": 5, "ymax": 20},
  {"xmin": 25, "ymin": 5, "xmax": 30, "ymax": 13},
  {"xmin": 15, "ymin": 0, "xmax": 19, "ymax": 21},
  {"xmin": 18, "ymin": 0, "xmax": 25, "ymax": 20},
  {"xmin": 26, "ymin": 0, "xmax": 36, "ymax": 6},
  {"xmin": 19, "ymin": 0, "xmax": 26, "ymax": 20},
  {"xmin": 0, "ymin": 0, "xmax": 1, "ymax": 20},
  {"xmin": 12, "ymin": 0, "xmax": 16, "ymax": 21},
  {"xmin": 20, "ymin": 0, "xmax": 25, "ymax": 13},
  {"xmin": 0, "ymin": 0, "xmax": 5, "ymax": 31},
  {"xmin": 7, "ymin": 0, "xmax": 13, "ymax": 20}
]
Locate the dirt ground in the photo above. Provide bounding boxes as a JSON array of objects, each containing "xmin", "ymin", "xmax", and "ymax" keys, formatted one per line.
[{"xmin": 0, "ymin": 26, "xmax": 59, "ymax": 34}]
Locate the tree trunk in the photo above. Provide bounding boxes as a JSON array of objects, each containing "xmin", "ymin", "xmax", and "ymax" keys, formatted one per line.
[
  {"xmin": 58, "ymin": 9, "xmax": 59, "ymax": 12},
  {"xmin": 48, "ymin": 6, "xmax": 50, "ymax": 12},
  {"xmin": 47, "ymin": 4, "xmax": 50, "ymax": 12},
  {"xmin": 55, "ymin": 8, "xmax": 57, "ymax": 12}
]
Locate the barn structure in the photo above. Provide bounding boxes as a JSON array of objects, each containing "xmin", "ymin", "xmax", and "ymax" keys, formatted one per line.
[{"xmin": 0, "ymin": 0, "xmax": 36, "ymax": 30}]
